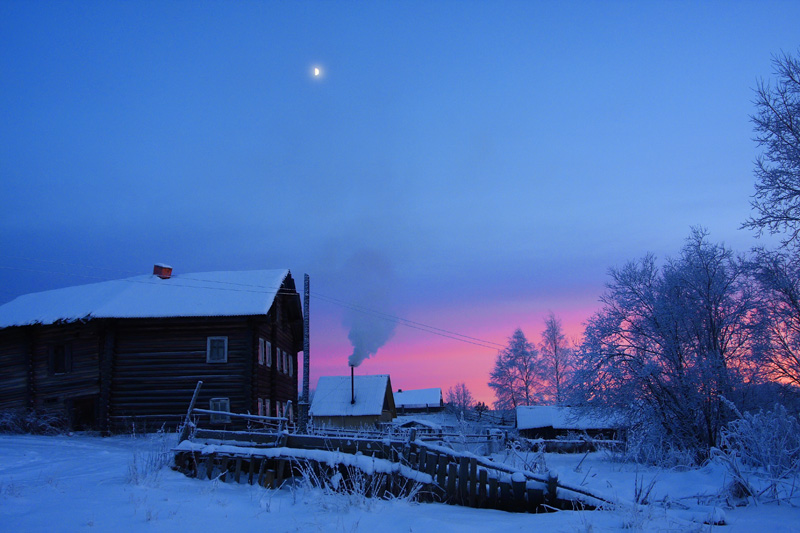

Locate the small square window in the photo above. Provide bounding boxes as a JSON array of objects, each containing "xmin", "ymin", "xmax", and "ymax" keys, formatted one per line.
[
  {"xmin": 209, "ymin": 398, "xmax": 230, "ymax": 423},
  {"xmin": 207, "ymin": 337, "xmax": 228, "ymax": 363}
]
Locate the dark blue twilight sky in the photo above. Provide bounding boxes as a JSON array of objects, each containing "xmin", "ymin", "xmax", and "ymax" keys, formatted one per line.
[{"xmin": 1, "ymin": 1, "xmax": 797, "ymax": 402}]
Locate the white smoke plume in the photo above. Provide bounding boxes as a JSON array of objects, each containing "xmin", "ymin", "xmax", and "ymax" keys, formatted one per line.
[{"xmin": 341, "ymin": 251, "xmax": 396, "ymax": 367}]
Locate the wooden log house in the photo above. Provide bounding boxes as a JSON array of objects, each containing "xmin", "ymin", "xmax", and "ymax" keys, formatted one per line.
[{"xmin": 0, "ymin": 265, "xmax": 303, "ymax": 433}]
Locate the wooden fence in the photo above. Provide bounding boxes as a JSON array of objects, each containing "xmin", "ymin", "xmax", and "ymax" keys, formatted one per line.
[{"xmin": 174, "ymin": 426, "xmax": 610, "ymax": 513}]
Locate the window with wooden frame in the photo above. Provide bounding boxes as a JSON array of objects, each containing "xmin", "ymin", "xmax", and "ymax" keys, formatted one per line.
[
  {"xmin": 257, "ymin": 397, "xmax": 264, "ymax": 416},
  {"xmin": 209, "ymin": 398, "xmax": 230, "ymax": 423},
  {"xmin": 266, "ymin": 340, "xmax": 272, "ymax": 367},
  {"xmin": 206, "ymin": 336, "xmax": 228, "ymax": 363},
  {"xmin": 276, "ymin": 346, "xmax": 282, "ymax": 373},
  {"xmin": 258, "ymin": 338, "xmax": 265, "ymax": 366},
  {"xmin": 264, "ymin": 399, "xmax": 271, "ymax": 417},
  {"xmin": 282, "ymin": 350, "xmax": 288, "ymax": 374},
  {"xmin": 48, "ymin": 343, "xmax": 72, "ymax": 375},
  {"xmin": 288, "ymin": 353, "xmax": 294, "ymax": 377}
]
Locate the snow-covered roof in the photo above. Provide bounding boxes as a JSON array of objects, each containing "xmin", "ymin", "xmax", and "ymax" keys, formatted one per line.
[
  {"xmin": 516, "ymin": 406, "xmax": 621, "ymax": 431},
  {"xmin": 0, "ymin": 269, "xmax": 293, "ymax": 328},
  {"xmin": 393, "ymin": 388, "xmax": 442, "ymax": 409},
  {"xmin": 310, "ymin": 375, "xmax": 393, "ymax": 417}
]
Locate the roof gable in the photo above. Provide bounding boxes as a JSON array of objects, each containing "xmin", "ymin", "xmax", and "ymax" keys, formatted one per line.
[
  {"xmin": 0, "ymin": 269, "xmax": 292, "ymax": 328},
  {"xmin": 310, "ymin": 375, "xmax": 393, "ymax": 417}
]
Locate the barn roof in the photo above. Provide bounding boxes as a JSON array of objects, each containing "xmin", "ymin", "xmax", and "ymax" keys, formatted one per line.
[
  {"xmin": 516, "ymin": 406, "xmax": 621, "ymax": 431},
  {"xmin": 0, "ymin": 269, "xmax": 294, "ymax": 328},
  {"xmin": 310, "ymin": 374, "xmax": 394, "ymax": 417},
  {"xmin": 393, "ymin": 388, "xmax": 442, "ymax": 409}
]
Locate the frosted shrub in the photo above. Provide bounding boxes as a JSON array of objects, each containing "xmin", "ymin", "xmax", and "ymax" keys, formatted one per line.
[
  {"xmin": 609, "ymin": 422, "xmax": 698, "ymax": 469},
  {"xmin": 127, "ymin": 429, "xmax": 176, "ymax": 486},
  {"xmin": 0, "ymin": 409, "xmax": 66, "ymax": 435},
  {"xmin": 295, "ymin": 461, "xmax": 422, "ymax": 511},
  {"xmin": 714, "ymin": 405, "xmax": 800, "ymax": 505}
]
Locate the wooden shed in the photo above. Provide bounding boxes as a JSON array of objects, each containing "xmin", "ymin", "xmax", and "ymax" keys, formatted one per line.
[
  {"xmin": 393, "ymin": 387, "xmax": 443, "ymax": 414},
  {"xmin": 0, "ymin": 266, "xmax": 303, "ymax": 433},
  {"xmin": 309, "ymin": 374, "xmax": 396, "ymax": 429},
  {"xmin": 515, "ymin": 406, "xmax": 622, "ymax": 440}
]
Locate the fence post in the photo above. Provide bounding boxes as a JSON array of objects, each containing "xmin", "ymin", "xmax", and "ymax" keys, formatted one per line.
[
  {"xmin": 468, "ymin": 458, "xmax": 478, "ymax": 507},
  {"xmin": 178, "ymin": 380, "xmax": 203, "ymax": 443}
]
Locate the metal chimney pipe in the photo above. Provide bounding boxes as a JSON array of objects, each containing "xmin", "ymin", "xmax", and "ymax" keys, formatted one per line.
[{"xmin": 350, "ymin": 365, "xmax": 355, "ymax": 405}]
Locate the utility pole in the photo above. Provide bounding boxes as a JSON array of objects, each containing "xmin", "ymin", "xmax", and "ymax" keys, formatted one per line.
[{"xmin": 298, "ymin": 273, "xmax": 311, "ymax": 433}]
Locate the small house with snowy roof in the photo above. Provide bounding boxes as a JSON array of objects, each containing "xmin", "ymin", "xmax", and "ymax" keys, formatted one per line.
[
  {"xmin": 0, "ymin": 265, "xmax": 304, "ymax": 433},
  {"xmin": 393, "ymin": 387, "xmax": 443, "ymax": 413},
  {"xmin": 515, "ymin": 405, "xmax": 623, "ymax": 441},
  {"xmin": 310, "ymin": 374, "xmax": 396, "ymax": 429}
]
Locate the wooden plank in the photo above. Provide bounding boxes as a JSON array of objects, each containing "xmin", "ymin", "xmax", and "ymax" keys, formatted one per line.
[
  {"xmin": 546, "ymin": 471, "xmax": 558, "ymax": 505},
  {"xmin": 446, "ymin": 463, "xmax": 457, "ymax": 502},
  {"xmin": 220, "ymin": 458, "xmax": 230, "ymax": 482},
  {"xmin": 488, "ymin": 476, "xmax": 498, "ymax": 506},
  {"xmin": 457, "ymin": 456, "xmax": 469, "ymax": 504},
  {"xmin": 527, "ymin": 487, "xmax": 544, "ymax": 513},
  {"xmin": 264, "ymin": 469, "xmax": 275, "ymax": 489},
  {"xmin": 234, "ymin": 457, "xmax": 243, "ymax": 483},
  {"xmin": 425, "ymin": 451, "xmax": 437, "ymax": 478},
  {"xmin": 468, "ymin": 458, "xmax": 477, "ymax": 507},
  {"xmin": 512, "ymin": 477, "xmax": 526, "ymax": 512},
  {"xmin": 436, "ymin": 454, "xmax": 447, "ymax": 490},
  {"xmin": 257, "ymin": 459, "xmax": 267, "ymax": 486},
  {"xmin": 206, "ymin": 456, "xmax": 215, "ymax": 480},
  {"xmin": 500, "ymin": 481, "xmax": 512, "ymax": 511},
  {"xmin": 276, "ymin": 459, "xmax": 287, "ymax": 487},
  {"xmin": 478, "ymin": 469, "xmax": 488, "ymax": 507}
]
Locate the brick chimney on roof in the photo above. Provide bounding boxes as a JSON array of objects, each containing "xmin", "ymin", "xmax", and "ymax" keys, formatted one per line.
[{"xmin": 153, "ymin": 264, "xmax": 173, "ymax": 279}]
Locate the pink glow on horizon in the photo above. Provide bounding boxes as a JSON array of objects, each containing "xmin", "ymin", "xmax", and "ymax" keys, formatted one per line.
[{"xmin": 306, "ymin": 296, "xmax": 600, "ymax": 405}]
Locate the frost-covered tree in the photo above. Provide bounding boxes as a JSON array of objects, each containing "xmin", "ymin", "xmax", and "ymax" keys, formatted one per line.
[
  {"xmin": 539, "ymin": 312, "xmax": 573, "ymax": 405},
  {"xmin": 574, "ymin": 228, "xmax": 759, "ymax": 457},
  {"xmin": 743, "ymin": 50, "xmax": 800, "ymax": 248},
  {"xmin": 751, "ymin": 247, "xmax": 800, "ymax": 388},
  {"xmin": 489, "ymin": 329, "xmax": 542, "ymax": 409},
  {"xmin": 446, "ymin": 382, "xmax": 474, "ymax": 413}
]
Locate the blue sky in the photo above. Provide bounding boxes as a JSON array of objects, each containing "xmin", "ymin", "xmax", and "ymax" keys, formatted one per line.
[{"xmin": 1, "ymin": 1, "xmax": 798, "ymax": 401}]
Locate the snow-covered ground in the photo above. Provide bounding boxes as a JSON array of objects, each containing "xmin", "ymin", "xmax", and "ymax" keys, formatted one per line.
[{"xmin": 1, "ymin": 433, "xmax": 798, "ymax": 532}]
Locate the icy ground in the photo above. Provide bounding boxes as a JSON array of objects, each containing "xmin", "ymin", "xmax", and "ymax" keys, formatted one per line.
[{"xmin": 1, "ymin": 434, "xmax": 799, "ymax": 532}]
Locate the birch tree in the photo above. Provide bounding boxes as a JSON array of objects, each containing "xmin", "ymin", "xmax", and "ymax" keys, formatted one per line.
[
  {"xmin": 489, "ymin": 329, "xmax": 541, "ymax": 409},
  {"xmin": 539, "ymin": 312, "xmax": 573, "ymax": 405}
]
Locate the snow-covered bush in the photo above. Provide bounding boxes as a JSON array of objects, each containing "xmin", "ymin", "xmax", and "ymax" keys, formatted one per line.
[
  {"xmin": 126, "ymin": 429, "xmax": 176, "ymax": 486},
  {"xmin": 713, "ymin": 404, "xmax": 800, "ymax": 505},
  {"xmin": 294, "ymin": 460, "xmax": 422, "ymax": 511},
  {"xmin": 500, "ymin": 439, "xmax": 548, "ymax": 473},
  {"xmin": 0, "ymin": 409, "xmax": 66, "ymax": 435},
  {"xmin": 607, "ymin": 420, "xmax": 698, "ymax": 469}
]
